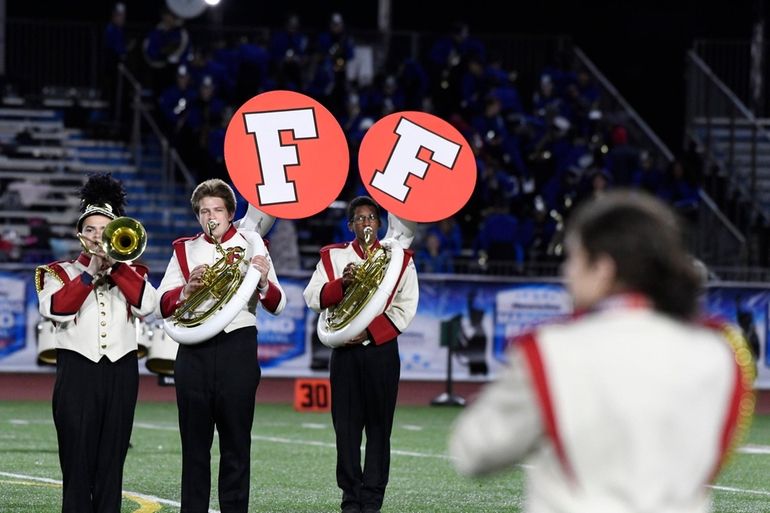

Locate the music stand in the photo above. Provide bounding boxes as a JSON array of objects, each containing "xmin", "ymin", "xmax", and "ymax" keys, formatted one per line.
[{"xmin": 431, "ymin": 313, "xmax": 466, "ymax": 406}]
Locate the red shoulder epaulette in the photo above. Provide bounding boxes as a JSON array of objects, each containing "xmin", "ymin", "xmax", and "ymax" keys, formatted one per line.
[
  {"xmin": 172, "ymin": 234, "xmax": 200, "ymax": 246},
  {"xmin": 320, "ymin": 242, "xmax": 349, "ymax": 253},
  {"xmin": 34, "ymin": 260, "xmax": 69, "ymax": 292},
  {"xmin": 131, "ymin": 262, "xmax": 150, "ymax": 276}
]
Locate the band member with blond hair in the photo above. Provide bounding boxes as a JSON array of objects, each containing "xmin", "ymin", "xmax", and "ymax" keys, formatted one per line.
[
  {"xmin": 157, "ymin": 178, "xmax": 285, "ymax": 513},
  {"xmin": 303, "ymin": 195, "xmax": 419, "ymax": 513},
  {"xmin": 449, "ymin": 190, "xmax": 754, "ymax": 513},
  {"xmin": 35, "ymin": 172, "xmax": 157, "ymax": 513}
]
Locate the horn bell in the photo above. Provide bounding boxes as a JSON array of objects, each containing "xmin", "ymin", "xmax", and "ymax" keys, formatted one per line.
[{"xmin": 103, "ymin": 216, "xmax": 147, "ymax": 262}]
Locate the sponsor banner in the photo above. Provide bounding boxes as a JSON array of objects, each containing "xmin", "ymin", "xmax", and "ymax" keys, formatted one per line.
[
  {"xmin": 704, "ymin": 285, "xmax": 770, "ymax": 388},
  {"xmin": 0, "ymin": 273, "xmax": 27, "ymax": 357},
  {"xmin": 7, "ymin": 269, "xmax": 770, "ymax": 387},
  {"xmin": 0, "ymin": 272, "xmax": 42, "ymax": 371}
]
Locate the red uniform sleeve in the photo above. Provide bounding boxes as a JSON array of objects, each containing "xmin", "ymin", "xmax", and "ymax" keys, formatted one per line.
[
  {"xmin": 320, "ymin": 278, "xmax": 345, "ymax": 309},
  {"xmin": 49, "ymin": 264, "xmax": 93, "ymax": 316},
  {"xmin": 110, "ymin": 262, "xmax": 148, "ymax": 308},
  {"xmin": 260, "ymin": 280, "xmax": 283, "ymax": 313}
]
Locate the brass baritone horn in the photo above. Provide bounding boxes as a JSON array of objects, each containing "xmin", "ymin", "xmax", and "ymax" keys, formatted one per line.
[
  {"xmin": 169, "ymin": 220, "xmax": 247, "ymax": 329},
  {"xmin": 77, "ymin": 216, "xmax": 148, "ymax": 262},
  {"xmin": 162, "ymin": 220, "xmax": 268, "ymax": 345},
  {"xmin": 323, "ymin": 227, "xmax": 387, "ymax": 331},
  {"xmin": 317, "ymin": 224, "xmax": 406, "ymax": 348}
]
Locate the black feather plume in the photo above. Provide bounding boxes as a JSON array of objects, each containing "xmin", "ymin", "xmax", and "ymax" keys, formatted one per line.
[{"xmin": 78, "ymin": 172, "xmax": 126, "ymax": 216}]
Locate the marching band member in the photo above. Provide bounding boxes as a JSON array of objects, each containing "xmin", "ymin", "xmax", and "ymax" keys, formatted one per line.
[
  {"xmin": 156, "ymin": 178, "xmax": 285, "ymax": 513},
  {"xmin": 449, "ymin": 190, "xmax": 755, "ymax": 513},
  {"xmin": 35, "ymin": 172, "xmax": 157, "ymax": 513},
  {"xmin": 303, "ymin": 195, "xmax": 419, "ymax": 513}
]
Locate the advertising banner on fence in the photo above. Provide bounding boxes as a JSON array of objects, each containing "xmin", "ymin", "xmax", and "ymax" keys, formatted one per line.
[{"xmin": 5, "ymin": 270, "xmax": 770, "ymax": 387}]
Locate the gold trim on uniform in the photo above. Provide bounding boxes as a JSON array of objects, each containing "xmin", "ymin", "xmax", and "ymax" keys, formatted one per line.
[
  {"xmin": 719, "ymin": 322, "xmax": 756, "ymax": 464},
  {"xmin": 34, "ymin": 265, "xmax": 64, "ymax": 293}
]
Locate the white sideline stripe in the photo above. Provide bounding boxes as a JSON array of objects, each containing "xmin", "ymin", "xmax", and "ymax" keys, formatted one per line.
[
  {"xmin": 736, "ymin": 444, "xmax": 770, "ymax": 455},
  {"xmin": 708, "ymin": 484, "xmax": 770, "ymax": 496},
  {"xmin": 135, "ymin": 422, "xmax": 451, "ymax": 460},
  {"xmin": 0, "ymin": 471, "xmax": 221, "ymax": 513}
]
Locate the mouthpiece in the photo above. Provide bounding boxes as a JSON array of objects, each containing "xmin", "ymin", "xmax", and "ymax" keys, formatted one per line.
[
  {"xmin": 363, "ymin": 226, "xmax": 373, "ymax": 245},
  {"xmin": 207, "ymin": 220, "xmax": 219, "ymax": 235}
]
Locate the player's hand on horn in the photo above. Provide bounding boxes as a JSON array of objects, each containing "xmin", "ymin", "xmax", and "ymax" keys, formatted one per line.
[
  {"xmin": 251, "ymin": 255, "xmax": 270, "ymax": 289},
  {"xmin": 342, "ymin": 263, "xmax": 356, "ymax": 288},
  {"xmin": 182, "ymin": 264, "xmax": 209, "ymax": 299}
]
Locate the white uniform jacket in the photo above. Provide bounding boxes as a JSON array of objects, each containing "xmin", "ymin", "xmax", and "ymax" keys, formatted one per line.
[
  {"xmin": 156, "ymin": 224, "xmax": 286, "ymax": 329},
  {"xmin": 303, "ymin": 238, "xmax": 419, "ymax": 344},
  {"xmin": 450, "ymin": 297, "xmax": 753, "ymax": 513},
  {"xmin": 36, "ymin": 253, "xmax": 158, "ymax": 363}
]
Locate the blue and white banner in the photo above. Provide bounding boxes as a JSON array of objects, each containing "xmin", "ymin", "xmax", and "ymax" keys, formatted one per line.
[
  {"xmin": 704, "ymin": 285, "xmax": 770, "ymax": 387},
  {"xmin": 6, "ymin": 269, "xmax": 770, "ymax": 387},
  {"xmin": 0, "ymin": 272, "xmax": 27, "ymax": 357}
]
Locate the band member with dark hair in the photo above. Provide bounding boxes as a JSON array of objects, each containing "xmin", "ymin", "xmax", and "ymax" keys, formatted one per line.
[
  {"xmin": 156, "ymin": 178, "xmax": 285, "ymax": 513},
  {"xmin": 449, "ymin": 190, "xmax": 754, "ymax": 513},
  {"xmin": 35, "ymin": 172, "xmax": 157, "ymax": 513},
  {"xmin": 303, "ymin": 195, "xmax": 419, "ymax": 513}
]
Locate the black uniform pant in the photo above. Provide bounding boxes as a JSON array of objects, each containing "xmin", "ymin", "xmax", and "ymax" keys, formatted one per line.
[
  {"xmin": 52, "ymin": 349, "xmax": 138, "ymax": 513},
  {"xmin": 174, "ymin": 327, "xmax": 260, "ymax": 513},
  {"xmin": 330, "ymin": 339, "xmax": 400, "ymax": 511}
]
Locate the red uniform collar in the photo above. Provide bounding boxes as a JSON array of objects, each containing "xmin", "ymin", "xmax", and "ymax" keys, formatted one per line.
[
  {"xmin": 203, "ymin": 223, "xmax": 237, "ymax": 244},
  {"xmin": 351, "ymin": 238, "xmax": 381, "ymax": 259}
]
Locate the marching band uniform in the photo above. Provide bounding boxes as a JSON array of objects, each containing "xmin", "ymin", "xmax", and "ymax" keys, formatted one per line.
[
  {"xmin": 157, "ymin": 223, "xmax": 285, "ymax": 513},
  {"xmin": 35, "ymin": 173, "xmax": 158, "ymax": 513},
  {"xmin": 449, "ymin": 296, "xmax": 754, "ymax": 513},
  {"xmin": 304, "ymin": 237, "xmax": 419, "ymax": 513}
]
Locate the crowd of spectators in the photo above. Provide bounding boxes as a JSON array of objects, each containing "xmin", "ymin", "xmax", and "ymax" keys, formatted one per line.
[
  {"xmin": 122, "ymin": 7, "xmax": 704, "ymax": 274},
  {"xmin": 2, "ymin": 4, "xmax": 702, "ymax": 274}
]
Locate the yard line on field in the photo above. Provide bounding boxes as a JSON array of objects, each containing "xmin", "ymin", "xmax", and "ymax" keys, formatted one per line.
[
  {"xmin": 736, "ymin": 444, "xmax": 770, "ymax": 455},
  {"xmin": 7, "ymin": 418, "xmax": 51, "ymax": 425},
  {"xmin": 0, "ymin": 472, "xmax": 60, "ymax": 486},
  {"xmin": 253, "ymin": 433, "xmax": 453, "ymax": 460},
  {"xmin": 301, "ymin": 423, "xmax": 328, "ymax": 429},
  {"xmin": 0, "ymin": 471, "xmax": 222, "ymax": 513},
  {"xmin": 134, "ymin": 422, "xmax": 178, "ymax": 430},
  {"xmin": 131, "ymin": 422, "xmax": 770, "ymax": 464},
  {"xmin": 708, "ymin": 484, "xmax": 770, "ymax": 496},
  {"xmin": 134, "ymin": 422, "xmax": 451, "ymax": 460}
]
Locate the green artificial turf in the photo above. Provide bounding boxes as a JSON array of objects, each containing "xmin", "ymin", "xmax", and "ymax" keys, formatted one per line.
[{"xmin": 0, "ymin": 401, "xmax": 767, "ymax": 512}]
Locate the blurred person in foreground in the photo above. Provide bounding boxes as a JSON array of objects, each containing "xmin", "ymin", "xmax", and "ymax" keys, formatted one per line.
[
  {"xmin": 156, "ymin": 178, "xmax": 286, "ymax": 513},
  {"xmin": 303, "ymin": 196, "xmax": 419, "ymax": 513},
  {"xmin": 449, "ymin": 189, "xmax": 755, "ymax": 513},
  {"xmin": 35, "ymin": 173, "xmax": 158, "ymax": 513}
]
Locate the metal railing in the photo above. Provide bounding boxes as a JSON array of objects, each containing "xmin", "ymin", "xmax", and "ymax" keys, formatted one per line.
[
  {"xmin": 693, "ymin": 39, "xmax": 764, "ymax": 116},
  {"xmin": 573, "ymin": 47, "xmax": 673, "ymax": 162},
  {"xmin": 115, "ymin": 63, "xmax": 196, "ymax": 195},
  {"xmin": 686, "ymin": 51, "xmax": 770, "ymax": 224},
  {"xmin": 575, "ymin": 47, "xmax": 747, "ymax": 270}
]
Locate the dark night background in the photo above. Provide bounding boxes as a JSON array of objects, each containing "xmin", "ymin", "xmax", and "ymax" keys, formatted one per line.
[{"xmin": 7, "ymin": 1, "xmax": 764, "ymax": 154}]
